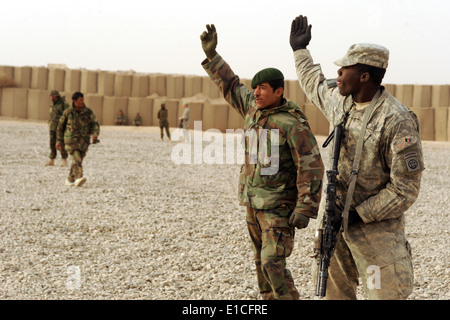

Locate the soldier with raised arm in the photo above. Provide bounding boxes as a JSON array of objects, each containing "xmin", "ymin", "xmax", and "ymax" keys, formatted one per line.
[
  {"xmin": 201, "ymin": 24, "xmax": 324, "ymax": 300},
  {"xmin": 290, "ymin": 14, "xmax": 424, "ymax": 299}
]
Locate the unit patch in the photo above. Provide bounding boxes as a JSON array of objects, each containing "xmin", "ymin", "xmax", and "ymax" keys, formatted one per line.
[{"xmin": 404, "ymin": 152, "xmax": 421, "ymax": 172}]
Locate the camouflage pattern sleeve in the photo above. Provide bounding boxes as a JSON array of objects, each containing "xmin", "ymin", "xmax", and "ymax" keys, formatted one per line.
[
  {"xmin": 202, "ymin": 53, "xmax": 252, "ymax": 119},
  {"xmin": 293, "ymin": 49, "xmax": 341, "ymax": 125},
  {"xmin": 356, "ymin": 116, "xmax": 424, "ymax": 223},
  {"xmin": 286, "ymin": 121, "xmax": 325, "ymax": 218},
  {"xmin": 90, "ymin": 111, "xmax": 100, "ymax": 137},
  {"xmin": 56, "ymin": 108, "xmax": 68, "ymax": 144}
]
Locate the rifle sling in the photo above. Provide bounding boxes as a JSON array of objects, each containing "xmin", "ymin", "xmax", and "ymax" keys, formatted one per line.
[{"xmin": 341, "ymin": 89, "xmax": 382, "ymax": 233}]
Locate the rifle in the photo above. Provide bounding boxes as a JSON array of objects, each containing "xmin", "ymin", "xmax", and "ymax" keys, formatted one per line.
[{"xmin": 314, "ymin": 124, "xmax": 343, "ymax": 298}]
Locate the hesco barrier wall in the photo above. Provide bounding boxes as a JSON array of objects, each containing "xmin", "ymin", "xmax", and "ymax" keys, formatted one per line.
[{"xmin": 0, "ymin": 65, "xmax": 449, "ymax": 141}]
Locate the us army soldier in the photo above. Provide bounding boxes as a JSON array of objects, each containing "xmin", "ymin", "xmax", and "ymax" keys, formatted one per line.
[
  {"xmin": 201, "ymin": 24, "xmax": 324, "ymax": 300},
  {"xmin": 45, "ymin": 90, "xmax": 69, "ymax": 167},
  {"xmin": 56, "ymin": 91, "xmax": 100, "ymax": 187},
  {"xmin": 290, "ymin": 15, "xmax": 424, "ymax": 299}
]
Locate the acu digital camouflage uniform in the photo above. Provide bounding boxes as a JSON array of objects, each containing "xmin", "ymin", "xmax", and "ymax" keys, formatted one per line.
[
  {"xmin": 294, "ymin": 44, "xmax": 424, "ymax": 299},
  {"xmin": 203, "ymin": 53, "xmax": 324, "ymax": 300},
  {"xmin": 48, "ymin": 91, "xmax": 69, "ymax": 160},
  {"xmin": 57, "ymin": 104, "xmax": 100, "ymax": 184}
]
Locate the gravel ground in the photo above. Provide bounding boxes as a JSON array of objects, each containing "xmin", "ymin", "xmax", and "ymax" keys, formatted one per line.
[{"xmin": 0, "ymin": 118, "xmax": 448, "ymax": 300}]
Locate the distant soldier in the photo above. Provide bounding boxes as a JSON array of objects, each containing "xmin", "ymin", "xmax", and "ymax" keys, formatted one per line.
[
  {"xmin": 56, "ymin": 92, "xmax": 100, "ymax": 187},
  {"xmin": 45, "ymin": 90, "xmax": 69, "ymax": 167},
  {"xmin": 134, "ymin": 112, "xmax": 143, "ymax": 126},
  {"xmin": 114, "ymin": 109, "xmax": 127, "ymax": 125},
  {"xmin": 178, "ymin": 103, "xmax": 190, "ymax": 142},
  {"xmin": 290, "ymin": 14, "xmax": 424, "ymax": 299},
  {"xmin": 201, "ymin": 24, "xmax": 324, "ymax": 300},
  {"xmin": 157, "ymin": 103, "xmax": 171, "ymax": 141}
]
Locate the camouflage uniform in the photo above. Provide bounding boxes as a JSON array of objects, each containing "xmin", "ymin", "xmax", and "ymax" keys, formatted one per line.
[
  {"xmin": 115, "ymin": 113, "xmax": 127, "ymax": 125},
  {"xmin": 293, "ymin": 45, "xmax": 424, "ymax": 299},
  {"xmin": 57, "ymin": 104, "xmax": 100, "ymax": 183},
  {"xmin": 202, "ymin": 54, "xmax": 324, "ymax": 300},
  {"xmin": 48, "ymin": 94, "xmax": 69, "ymax": 160},
  {"xmin": 134, "ymin": 114, "xmax": 142, "ymax": 126},
  {"xmin": 180, "ymin": 106, "xmax": 191, "ymax": 129},
  {"xmin": 157, "ymin": 106, "xmax": 171, "ymax": 140}
]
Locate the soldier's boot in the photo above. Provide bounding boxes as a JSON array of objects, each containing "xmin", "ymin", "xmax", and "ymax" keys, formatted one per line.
[
  {"xmin": 45, "ymin": 159, "xmax": 55, "ymax": 166},
  {"xmin": 60, "ymin": 158, "xmax": 68, "ymax": 167},
  {"xmin": 65, "ymin": 179, "xmax": 75, "ymax": 187},
  {"xmin": 74, "ymin": 177, "xmax": 87, "ymax": 187}
]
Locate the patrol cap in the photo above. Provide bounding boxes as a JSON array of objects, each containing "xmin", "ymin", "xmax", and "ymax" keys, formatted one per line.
[
  {"xmin": 334, "ymin": 43, "xmax": 389, "ymax": 69},
  {"xmin": 50, "ymin": 90, "xmax": 60, "ymax": 97},
  {"xmin": 251, "ymin": 68, "xmax": 284, "ymax": 89}
]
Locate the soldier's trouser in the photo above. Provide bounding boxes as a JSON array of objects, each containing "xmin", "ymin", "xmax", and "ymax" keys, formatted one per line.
[
  {"xmin": 68, "ymin": 150, "xmax": 87, "ymax": 182},
  {"xmin": 246, "ymin": 206, "xmax": 300, "ymax": 300},
  {"xmin": 160, "ymin": 124, "xmax": 171, "ymax": 139},
  {"xmin": 314, "ymin": 216, "xmax": 414, "ymax": 300},
  {"xmin": 49, "ymin": 130, "xmax": 68, "ymax": 159}
]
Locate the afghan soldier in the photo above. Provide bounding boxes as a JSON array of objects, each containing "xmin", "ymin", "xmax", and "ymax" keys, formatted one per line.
[
  {"xmin": 201, "ymin": 24, "xmax": 324, "ymax": 300},
  {"xmin": 134, "ymin": 112, "xmax": 143, "ymax": 126},
  {"xmin": 45, "ymin": 90, "xmax": 69, "ymax": 167},
  {"xmin": 157, "ymin": 103, "xmax": 171, "ymax": 141},
  {"xmin": 114, "ymin": 109, "xmax": 127, "ymax": 125},
  {"xmin": 290, "ymin": 15, "xmax": 424, "ymax": 299},
  {"xmin": 56, "ymin": 92, "xmax": 100, "ymax": 187}
]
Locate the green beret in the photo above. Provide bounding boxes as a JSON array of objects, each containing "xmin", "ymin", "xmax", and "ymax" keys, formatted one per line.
[{"xmin": 251, "ymin": 68, "xmax": 284, "ymax": 89}]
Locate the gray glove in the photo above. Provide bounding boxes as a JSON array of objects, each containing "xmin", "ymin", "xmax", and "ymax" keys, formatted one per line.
[
  {"xmin": 200, "ymin": 24, "xmax": 218, "ymax": 60},
  {"xmin": 290, "ymin": 15, "xmax": 312, "ymax": 51},
  {"xmin": 289, "ymin": 212, "xmax": 310, "ymax": 229}
]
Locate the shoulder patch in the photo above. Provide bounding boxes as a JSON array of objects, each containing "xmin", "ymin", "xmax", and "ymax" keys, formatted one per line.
[
  {"xmin": 404, "ymin": 152, "xmax": 421, "ymax": 172},
  {"xmin": 393, "ymin": 135, "xmax": 418, "ymax": 153}
]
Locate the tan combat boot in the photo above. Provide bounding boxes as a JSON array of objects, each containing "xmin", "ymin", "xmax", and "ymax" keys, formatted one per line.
[
  {"xmin": 60, "ymin": 158, "xmax": 68, "ymax": 167},
  {"xmin": 45, "ymin": 159, "xmax": 55, "ymax": 166}
]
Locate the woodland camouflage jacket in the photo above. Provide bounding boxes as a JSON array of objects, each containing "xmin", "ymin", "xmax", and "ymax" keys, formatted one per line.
[{"xmin": 202, "ymin": 54, "xmax": 324, "ymax": 218}]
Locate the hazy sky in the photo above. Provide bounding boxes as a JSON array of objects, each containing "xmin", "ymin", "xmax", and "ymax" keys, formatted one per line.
[{"xmin": 2, "ymin": 0, "xmax": 449, "ymax": 84}]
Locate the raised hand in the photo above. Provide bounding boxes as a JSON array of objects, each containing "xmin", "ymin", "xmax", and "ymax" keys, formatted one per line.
[
  {"xmin": 290, "ymin": 15, "xmax": 312, "ymax": 51},
  {"xmin": 200, "ymin": 24, "xmax": 218, "ymax": 60}
]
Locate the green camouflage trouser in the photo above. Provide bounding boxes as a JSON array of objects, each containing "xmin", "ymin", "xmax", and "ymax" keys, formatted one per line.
[
  {"xmin": 246, "ymin": 205, "xmax": 300, "ymax": 300},
  {"xmin": 49, "ymin": 130, "xmax": 68, "ymax": 159},
  {"xmin": 67, "ymin": 150, "xmax": 86, "ymax": 182},
  {"xmin": 312, "ymin": 216, "xmax": 414, "ymax": 300}
]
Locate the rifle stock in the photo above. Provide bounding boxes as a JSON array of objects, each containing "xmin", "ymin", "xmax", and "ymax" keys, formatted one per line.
[{"xmin": 315, "ymin": 124, "xmax": 343, "ymax": 298}]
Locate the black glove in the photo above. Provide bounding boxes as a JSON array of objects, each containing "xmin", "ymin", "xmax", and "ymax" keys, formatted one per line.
[
  {"xmin": 289, "ymin": 15, "xmax": 312, "ymax": 51},
  {"xmin": 289, "ymin": 212, "xmax": 310, "ymax": 229},
  {"xmin": 200, "ymin": 24, "xmax": 218, "ymax": 60}
]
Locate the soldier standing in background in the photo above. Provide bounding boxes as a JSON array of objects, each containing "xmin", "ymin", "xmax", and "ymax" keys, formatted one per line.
[
  {"xmin": 157, "ymin": 103, "xmax": 171, "ymax": 141},
  {"xmin": 201, "ymin": 24, "xmax": 324, "ymax": 300},
  {"xmin": 56, "ymin": 92, "xmax": 100, "ymax": 187},
  {"xmin": 290, "ymin": 14, "xmax": 424, "ymax": 299},
  {"xmin": 178, "ymin": 103, "xmax": 190, "ymax": 142},
  {"xmin": 45, "ymin": 90, "xmax": 69, "ymax": 167}
]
